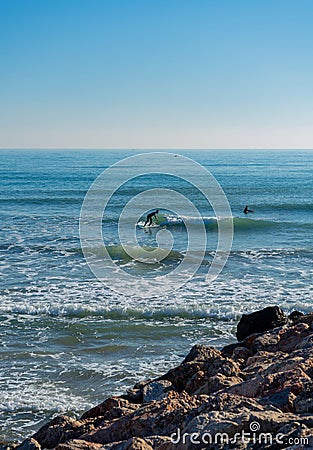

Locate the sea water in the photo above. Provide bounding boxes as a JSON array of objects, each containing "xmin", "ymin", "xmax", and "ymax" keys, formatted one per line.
[{"xmin": 1, "ymin": 149, "xmax": 312, "ymax": 440}]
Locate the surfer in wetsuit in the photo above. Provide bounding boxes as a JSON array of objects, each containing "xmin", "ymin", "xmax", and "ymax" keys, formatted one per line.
[
  {"xmin": 144, "ymin": 210, "xmax": 159, "ymax": 226},
  {"xmin": 243, "ymin": 205, "xmax": 254, "ymax": 214}
]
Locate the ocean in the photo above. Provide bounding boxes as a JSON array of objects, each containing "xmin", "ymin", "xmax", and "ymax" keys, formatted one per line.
[{"xmin": 1, "ymin": 149, "xmax": 313, "ymax": 440}]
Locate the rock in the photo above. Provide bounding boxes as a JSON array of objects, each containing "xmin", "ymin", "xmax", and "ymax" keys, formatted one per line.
[
  {"xmin": 277, "ymin": 423, "xmax": 313, "ymax": 449},
  {"xmin": 231, "ymin": 346, "xmax": 253, "ymax": 363},
  {"xmin": 236, "ymin": 306, "xmax": 288, "ymax": 341},
  {"xmin": 81, "ymin": 397, "xmax": 139, "ymax": 420},
  {"xmin": 100, "ymin": 436, "xmax": 172, "ymax": 450},
  {"xmin": 221, "ymin": 342, "xmax": 242, "ymax": 357},
  {"xmin": 125, "ymin": 388, "xmax": 142, "ymax": 403},
  {"xmin": 294, "ymin": 312, "xmax": 313, "ymax": 327},
  {"xmin": 179, "ymin": 409, "xmax": 302, "ymax": 450},
  {"xmin": 55, "ymin": 440, "xmax": 103, "ymax": 450},
  {"xmin": 289, "ymin": 310, "xmax": 305, "ymax": 321},
  {"xmin": 32, "ymin": 416, "xmax": 91, "ymax": 449},
  {"xmin": 294, "ymin": 383, "xmax": 313, "ymax": 413},
  {"xmin": 159, "ymin": 349, "xmax": 241, "ymax": 394},
  {"xmin": 0, "ymin": 444, "xmax": 12, "ymax": 450},
  {"xmin": 181, "ymin": 345, "xmax": 220, "ymax": 364},
  {"xmin": 15, "ymin": 439, "xmax": 41, "ymax": 450},
  {"xmin": 82, "ymin": 391, "xmax": 200, "ymax": 445},
  {"xmin": 16, "ymin": 308, "xmax": 312, "ymax": 450},
  {"xmin": 142, "ymin": 380, "xmax": 172, "ymax": 403},
  {"xmin": 260, "ymin": 387, "xmax": 296, "ymax": 412},
  {"xmin": 114, "ymin": 437, "xmax": 153, "ymax": 450}
]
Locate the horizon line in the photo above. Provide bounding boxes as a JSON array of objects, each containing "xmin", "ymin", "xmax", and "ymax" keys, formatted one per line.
[{"xmin": 1, "ymin": 147, "xmax": 313, "ymax": 151}]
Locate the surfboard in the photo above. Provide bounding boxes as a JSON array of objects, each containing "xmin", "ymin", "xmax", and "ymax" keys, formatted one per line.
[
  {"xmin": 137, "ymin": 223, "xmax": 160, "ymax": 229},
  {"xmin": 137, "ymin": 222, "xmax": 160, "ymax": 229}
]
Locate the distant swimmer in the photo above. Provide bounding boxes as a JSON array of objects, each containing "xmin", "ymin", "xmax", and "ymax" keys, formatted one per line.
[
  {"xmin": 243, "ymin": 205, "xmax": 254, "ymax": 214},
  {"xmin": 144, "ymin": 209, "xmax": 159, "ymax": 227}
]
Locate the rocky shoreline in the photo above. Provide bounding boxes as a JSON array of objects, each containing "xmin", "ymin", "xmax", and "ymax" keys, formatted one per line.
[{"xmin": 5, "ymin": 306, "xmax": 313, "ymax": 450}]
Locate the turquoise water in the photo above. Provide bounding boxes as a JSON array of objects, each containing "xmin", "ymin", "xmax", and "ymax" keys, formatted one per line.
[{"xmin": 1, "ymin": 149, "xmax": 313, "ymax": 440}]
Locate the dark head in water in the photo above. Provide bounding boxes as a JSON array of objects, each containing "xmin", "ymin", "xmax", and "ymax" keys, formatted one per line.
[{"xmin": 244, "ymin": 205, "xmax": 254, "ymax": 214}]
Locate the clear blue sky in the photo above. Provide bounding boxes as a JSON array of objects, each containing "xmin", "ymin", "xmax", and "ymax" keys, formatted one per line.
[{"xmin": 1, "ymin": 0, "xmax": 313, "ymax": 149}]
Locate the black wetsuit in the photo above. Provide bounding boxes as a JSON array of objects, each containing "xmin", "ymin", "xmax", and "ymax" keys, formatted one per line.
[
  {"xmin": 244, "ymin": 206, "xmax": 253, "ymax": 214},
  {"xmin": 144, "ymin": 210, "xmax": 158, "ymax": 226}
]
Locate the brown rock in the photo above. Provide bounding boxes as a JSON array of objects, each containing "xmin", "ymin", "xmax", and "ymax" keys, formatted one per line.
[
  {"xmin": 181, "ymin": 345, "xmax": 221, "ymax": 364},
  {"xmin": 32, "ymin": 416, "xmax": 92, "ymax": 449},
  {"xmin": 81, "ymin": 397, "xmax": 137, "ymax": 420},
  {"xmin": 55, "ymin": 439, "xmax": 103, "ymax": 450},
  {"xmin": 159, "ymin": 350, "xmax": 241, "ymax": 394},
  {"xmin": 82, "ymin": 391, "xmax": 200, "ymax": 445},
  {"xmin": 118, "ymin": 437, "xmax": 153, "ymax": 450},
  {"xmin": 142, "ymin": 381, "xmax": 173, "ymax": 403}
]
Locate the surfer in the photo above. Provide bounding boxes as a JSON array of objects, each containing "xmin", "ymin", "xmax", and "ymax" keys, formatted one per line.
[
  {"xmin": 243, "ymin": 205, "xmax": 254, "ymax": 214},
  {"xmin": 144, "ymin": 210, "xmax": 159, "ymax": 227}
]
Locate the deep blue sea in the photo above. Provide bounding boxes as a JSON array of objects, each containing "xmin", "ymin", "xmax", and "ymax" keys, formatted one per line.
[{"xmin": 1, "ymin": 149, "xmax": 313, "ymax": 440}]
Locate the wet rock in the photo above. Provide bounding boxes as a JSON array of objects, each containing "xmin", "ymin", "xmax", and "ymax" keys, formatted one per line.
[
  {"xmin": 142, "ymin": 380, "xmax": 173, "ymax": 403},
  {"xmin": 15, "ymin": 439, "xmax": 41, "ymax": 450},
  {"xmin": 236, "ymin": 306, "xmax": 288, "ymax": 341}
]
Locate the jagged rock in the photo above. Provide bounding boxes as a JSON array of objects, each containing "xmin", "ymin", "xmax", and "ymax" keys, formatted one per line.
[
  {"xmin": 142, "ymin": 380, "xmax": 173, "ymax": 403},
  {"xmin": 100, "ymin": 436, "xmax": 172, "ymax": 450},
  {"xmin": 231, "ymin": 346, "xmax": 253, "ymax": 363},
  {"xmin": 18, "ymin": 308, "xmax": 312, "ymax": 450},
  {"xmin": 294, "ymin": 312, "xmax": 313, "ymax": 327},
  {"xmin": 159, "ymin": 349, "xmax": 241, "ymax": 394},
  {"xmin": 15, "ymin": 439, "xmax": 41, "ymax": 450},
  {"xmin": 0, "ymin": 444, "xmax": 13, "ymax": 450},
  {"xmin": 82, "ymin": 391, "xmax": 201, "ymax": 445},
  {"xmin": 81, "ymin": 397, "xmax": 139, "ymax": 420},
  {"xmin": 32, "ymin": 416, "xmax": 92, "ymax": 449},
  {"xmin": 178, "ymin": 409, "xmax": 303, "ymax": 450},
  {"xmin": 107, "ymin": 437, "xmax": 153, "ymax": 450},
  {"xmin": 236, "ymin": 306, "xmax": 288, "ymax": 341},
  {"xmin": 276, "ymin": 423, "xmax": 313, "ymax": 449},
  {"xmin": 260, "ymin": 387, "xmax": 296, "ymax": 412},
  {"xmin": 55, "ymin": 440, "xmax": 103, "ymax": 450},
  {"xmin": 221, "ymin": 342, "xmax": 242, "ymax": 357},
  {"xmin": 125, "ymin": 388, "xmax": 143, "ymax": 403},
  {"xmin": 289, "ymin": 310, "xmax": 305, "ymax": 321},
  {"xmin": 294, "ymin": 383, "xmax": 313, "ymax": 413},
  {"xmin": 181, "ymin": 345, "xmax": 221, "ymax": 364}
]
